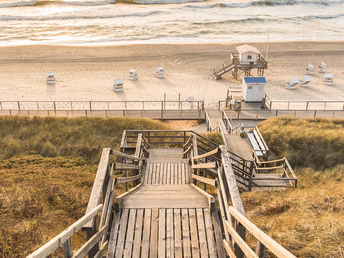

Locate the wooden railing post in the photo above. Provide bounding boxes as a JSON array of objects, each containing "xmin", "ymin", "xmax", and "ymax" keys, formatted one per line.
[{"xmin": 63, "ymin": 238, "xmax": 73, "ymax": 258}]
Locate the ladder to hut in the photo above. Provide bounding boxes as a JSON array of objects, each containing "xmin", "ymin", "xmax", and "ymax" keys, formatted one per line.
[{"xmin": 28, "ymin": 130, "xmax": 296, "ymax": 258}]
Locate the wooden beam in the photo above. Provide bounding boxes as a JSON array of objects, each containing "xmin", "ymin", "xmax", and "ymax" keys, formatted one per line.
[
  {"xmin": 223, "ymin": 239, "xmax": 236, "ymax": 258},
  {"xmin": 220, "ymin": 146, "xmax": 245, "ymax": 215},
  {"xmin": 112, "ymin": 150, "xmax": 142, "ymax": 161},
  {"xmin": 182, "ymin": 145, "xmax": 191, "ymax": 155},
  {"xmin": 224, "ymin": 221, "xmax": 258, "ymax": 258},
  {"xmin": 191, "ymin": 174, "xmax": 216, "ymax": 186},
  {"xmin": 114, "ymin": 163, "xmax": 139, "ymax": 170},
  {"xmin": 192, "ymin": 148, "xmax": 218, "ymax": 161},
  {"xmin": 228, "ymin": 207, "xmax": 296, "ymax": 258},
  {"xmin": 73, "ymin": 225, "xmax": 107, "ymax": 258},
  {"xmin": 83, "ymin": 148, "xmax": 111, "ymax": 229},
  {"xmin": 116, "ymin": 174, "xmax": 142, "ymax": 184},
  {"xmin": 27, "ymin": 204, "xmax": 103, "ymax": 258},
  {"xmin": 192, "ymin": 162, "xmax": 216, "ymax": 169},
  {"xmin": 135, "ymin": 133, "xmax": 143, "ymax": 158}
]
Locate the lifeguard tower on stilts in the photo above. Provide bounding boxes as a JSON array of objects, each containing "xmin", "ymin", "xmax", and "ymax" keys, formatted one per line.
[{"xmin": 212, "ymin": 44, "xmax": 268, "ymax": 80}]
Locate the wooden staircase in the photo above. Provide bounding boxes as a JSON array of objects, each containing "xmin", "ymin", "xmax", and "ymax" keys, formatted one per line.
[
  {"xmin": 28, "ymin": 130, "xmax": 296, "ymax": 258},
  {"xmin": 212, "ymin": 62, "xmax": 236, "ymax": 80}
]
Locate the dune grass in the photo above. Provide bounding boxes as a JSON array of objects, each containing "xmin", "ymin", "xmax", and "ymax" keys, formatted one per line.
[
  {"xmin": 242, "ymin": 117, "xmax": 344, "ymax": 257},
  {"xmin": 0, "ymin": 116, "xmax": 343, "ymax": 257},
  {"xmin": 0, "ymin": 116, "xmax": 169, "ymax": 162},
  {"xmin": 258, "ymin": 117, "xmax": 344, "ymax": 169}
]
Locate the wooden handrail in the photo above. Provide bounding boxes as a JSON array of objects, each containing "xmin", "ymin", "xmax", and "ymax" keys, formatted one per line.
[
  {"xmin": 83, "ymin": 148, "xmax": 111, "ymax": 229},
  {"xmin": 116, "ymin": 174, "xmax": 142, "ymax": 184},
  {"xmin": 229, "ymin": 206, "xmax": 296, "ymax": 258},
  {"xmin": 191, "ymin": 174, "xmax": 216, "ymax": 186},
  {"xmin": 192, "ymin": 148, "xmax": 219, "ymax": 161},
  {"xmin": 192, "ymin": 162, "xmax": 217, "ymax": 169},
  {"xmin": 27, "ymin": 204, "xmax": 103, "ymax": 258},
  {"xmin": 112, "ymin": 150, "xmax": 142, "ymax": 161}
]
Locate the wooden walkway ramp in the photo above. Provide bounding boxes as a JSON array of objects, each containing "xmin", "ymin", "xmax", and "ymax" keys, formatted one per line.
[
  {"xmin": 109, "ymin": 148, "xmax": 223, "ymax": 257},
  {"xmin": 28, "ymin": 130, "xmax": 296, "ymax": 258}
]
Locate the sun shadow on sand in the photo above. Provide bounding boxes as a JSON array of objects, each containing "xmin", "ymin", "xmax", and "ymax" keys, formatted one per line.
[
  {"xmin": 158, "ymin": 77, "xmax": 175, "ymax": 87},
  {"xmin": 131, "ymin": 80, "xmax": 144, "ymax": 89},
  {"xmin": 46, "ymin": 84, "xmax": 56, "ymax": 96}
]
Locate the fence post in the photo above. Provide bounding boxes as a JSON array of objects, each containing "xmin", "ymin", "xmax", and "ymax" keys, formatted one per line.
[
  {"xmin": 314, "ymin": 110, "xmax": 317, "ymax": 118},
  {"xmin": 53, "ymin": 101, "xmax": 56, "ymax": 111},
  {"xmin": 89, "ymin": 101, "xmax": 92, "ymax": 111},
  {"xmin": 306, "ymin": 101, "xmax": 309, "ymax": 111},
  {"xmin": 17, "ymin": 101, "xmax": 20, "ymax": 110},
  {"xmin": 161, "ymin": 101, "xmax": 164, "ymax": 120}
]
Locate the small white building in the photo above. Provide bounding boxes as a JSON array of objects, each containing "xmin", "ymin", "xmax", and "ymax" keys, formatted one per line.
[
  {"xmin": 236, "ymin": 45, "xmax": 262, "ymax": 65},
  {"xmin": 242, "ymin": 77, "xmax": 267, "ymax": 102}
]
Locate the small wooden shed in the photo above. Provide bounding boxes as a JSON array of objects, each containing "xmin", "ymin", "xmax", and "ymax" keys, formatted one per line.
[
  {"xmin": 242, "ymin": 77, "xmax": 267, "ymax": 102},
  {"xmin": 236, "ymin": 45, "xmax": 262, "ymax": 65}
]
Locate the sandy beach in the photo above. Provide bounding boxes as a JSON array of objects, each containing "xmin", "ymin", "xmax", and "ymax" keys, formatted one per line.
[{"xmin": 0, "ymin": 41, "xmax": 343, "ymax": 107}]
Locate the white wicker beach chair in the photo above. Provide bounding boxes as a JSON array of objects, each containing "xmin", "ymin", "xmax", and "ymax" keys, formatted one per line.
[
  {"xmin": 285, "ymin": 77, "xmax": 299, "ymax": 90},
  {"xmin": 318, "ymin": 62, "xmax": 326, "ymax": 73},
  {"xmin": 47, "ymin": 72, "xmax": 55, "ymax": 85},
  {"xmin": 324, "ymin": 73, "xmax": 334, "ymax": 86},
  {"xmin": 299, "ymin": 76, "xmax": 311, "ymax": 87},
  {"xmin": 306, "ymin": 64, "xmax": 313, "ymax": 75}
]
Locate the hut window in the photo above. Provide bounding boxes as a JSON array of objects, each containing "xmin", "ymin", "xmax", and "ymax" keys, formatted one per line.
[{"xmin": 247, "ymin": 55, "xmax": 252, "ymax": 59}]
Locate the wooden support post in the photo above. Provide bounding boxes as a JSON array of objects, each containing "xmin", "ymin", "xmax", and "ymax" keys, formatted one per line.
[{"xmin": 63, "ymin": 238, "xmax": 73, "ymax": 258}]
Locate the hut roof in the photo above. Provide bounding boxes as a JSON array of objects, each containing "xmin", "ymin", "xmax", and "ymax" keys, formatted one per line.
[{"xmin": 236, "ymin": 44, "xmax": 261, "ymax": 54}]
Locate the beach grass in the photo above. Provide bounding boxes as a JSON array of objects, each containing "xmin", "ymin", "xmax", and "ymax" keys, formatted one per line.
[{"xmin": 0, "ymin": 116, "xmax": 343, "ymax": 257}]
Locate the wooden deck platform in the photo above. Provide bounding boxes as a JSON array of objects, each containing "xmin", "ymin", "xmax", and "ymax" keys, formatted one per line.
[{"xmin": 223, "ymin": 134, "xmax": 252, "ymax": 161}]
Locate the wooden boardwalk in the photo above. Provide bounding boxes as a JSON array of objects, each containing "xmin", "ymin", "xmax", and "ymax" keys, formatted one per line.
[
  {"xmin": 28, "ymin": 131, "xmax": 296, "ymax": 258},
  {"xmin": 111, "ymin": 148, "xmax": 222, "ymax": 257}
]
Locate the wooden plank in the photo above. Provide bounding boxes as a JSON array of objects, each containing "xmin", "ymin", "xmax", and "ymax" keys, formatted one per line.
[
  {"xmin": 212, "ymin": 211, "xmax": 226, "ymax": 258},
  {"xmin": 223, "ymin": 239, "xmax": 236, "ymax": 258},
  {"xmin": 171, "ymin": 163, "xmax": 175, "ymax": 185},
  {"xmin": 141, "ymin": 209, "xmax": 152, "ymax": 257},
  {"xmin": 152, "ymin": 162, "xmax": 156, "ymax": 185},
  {"xmin": 191, "ymin": 174, "xmax": 216, "ymax": 186},
  {"xmin": 156, "ymin": 163, "xmax": 161, "ymax": 185},
  {"xmin": 123, "ymin": 209, "xmax": 136, "ymax": 258},
  {"xmin": 113, "ymin": 150, "xmax": 142, "ymax": 161},
  {"xmin": 135, "ymin": 133, "xmax": 143, "ymax": 158},
  {"xmin": 204, "ymin": 209, "xmax": 217, "ymax": 258},
  {"xmin": 178, "ymin": 163, "xmax": 182, "ymax": 184},
  {"xmin": 163, "ymin": 163, "xmax": 166, "ymax": 185},
  {"xmin": 115, "ymin": 209, "xmax": 129, "ymax": 258},
  {"xmin": 189, "ymin": 209, "xmax": 200, "ymax": 258},
  {"xmin": 174, "ymin": 209, "xmax": 183, "ymax": 258},
  {"xmin": 181, "ymin": 209, "xmax": 191, "ymax": 258},
  {"xmin": 159, "ymin": 163, "xmax": 164, "ymax": 185},
  {"xmin": 145, "ymin": 162, "xmax": 150, "ymax": 185},
  {"xmin": 107, "ymin": 210, "xmax": 121, "ymax": 258},
  {"xmin": 181, "ymin": 161, "xmax": 185, "ymax": 184},
  {"xmin": 114, "ymin": 163, "xmax": 140, "ymax": 170},
  {"xmin": 190, "ymin": 183, "xmax": 215, "ymax": 206},
  {"xmin": 196, "ymin": 209, "xmax": 209, "ymax": 258},
  {"xmin": 224, "ymin": 221, "xmax": 258, "ymax": 258},
  {"xmin": 132, "ymin": 209, "xmax": 144, "ymax": 257},
  {"xmin": 228, "ymin": 207, "xmax": 296, "ymax": 258},
  {"xmin": 150, "ymin": 209, "xmax": 159, "ymax": 258},
  {"xmin": 83, "ymin": 148, "xmax": 111, "ymax": 229},
  {"xmin": 192, "ymin": 162, "xmax": 216, "ymax": 169},
  {"xmin": 192, "ymin": 148, "xmax": 218, "ymax": 161},
  {"xmin": 185, "ymin": 162, "xmax": 190, "ymax": 184},
  {"xmin": 116, "ymin": 174, "xmax": 142, "ymax": 184},
  {"xmin": 166, "ymin": 209, "xmax": 174, "ymax": 258},
  {"xmin": 220, "ymin": 146, "xmax": 245, "ymax": 215},
  {"xmin": 167, "ymin": 163, "xmax": 171, "ymax": 185},
  {"xmin": 158, "ymin": 209, "xmax": 166, "ymax": 258},
  {"xmin": 63, "ymin": 237, "xmax": 73, "ymax": 258},
  {"xmin": 73, "ymin": 225, "xmax": 107, "ymax": 258},
  {"xmin": 28, "ymin": 204, "xmax": 103, "ymax": 258}
]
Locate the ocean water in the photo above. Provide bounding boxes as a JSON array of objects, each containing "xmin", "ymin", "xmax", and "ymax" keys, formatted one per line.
[{"xmin": 0, "ymin": 0, "xmax": 343, "ymax": 46}]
